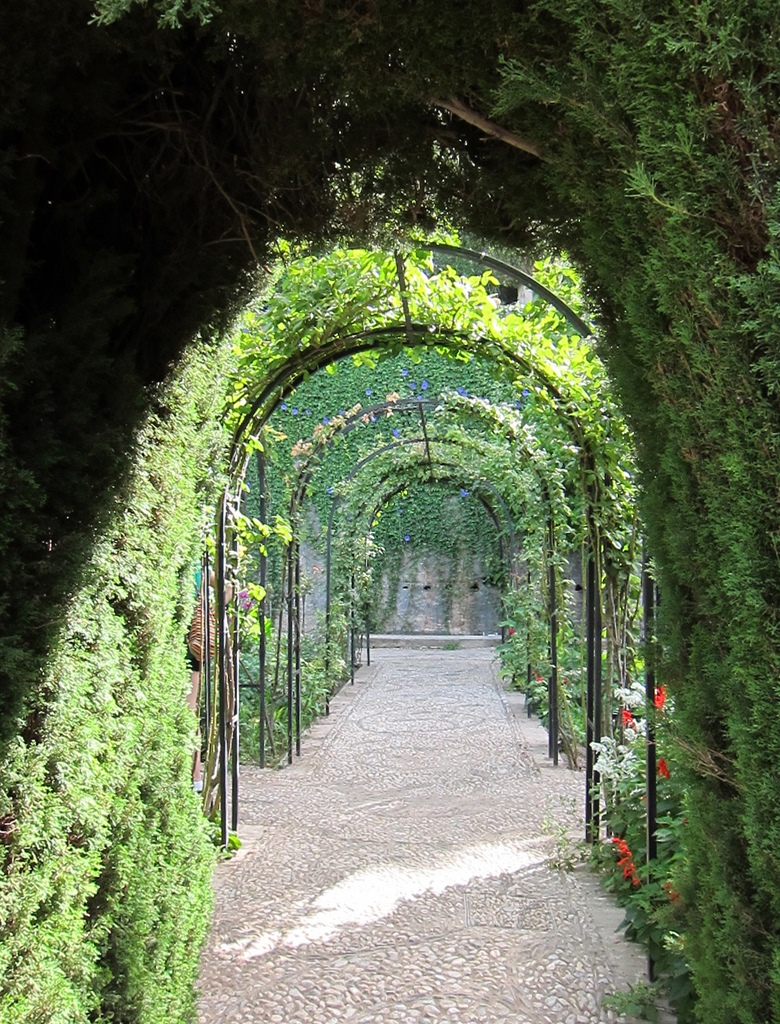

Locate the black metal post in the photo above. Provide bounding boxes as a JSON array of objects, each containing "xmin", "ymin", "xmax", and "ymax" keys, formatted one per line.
[
  {"xmin": 593, "ymin": 550, "xmax": 602, "ymax": 836},
  {"xmin": 294, "ymin": 541, "xmax": 302, "ymax": 757},
  {"xmin": 324, "ymin": 493, "xmax": 339, "ymax": 712},
  {"xmin": 350, "ymin": 571, "xmax": 355, "ymax": 686},
  {"xmin": 548, "ymin": 516, "xmax": 559, "ymax": 766},
  {"xmin": 216, "ymin": 493, "xmax": 229, "ymax": 849},
  {"xmin": 230, "ymin": 545, "xmax": 240, "ymax": 833},
  {"xmin": 526, "ymin": 567, "xmax": 532, "ymax": 718},
  {"xmin": 585, "ymin": 532, "xmax": 596, "ymax": 843},
  {"xmin": 202, "ymin": 550, "xmax": 212, "ymax": 742},
  {"xmin": 286, "ymin": 546, "xmax": 294, "ymax": 765},
  {"xmin": 366, "ymin": 620, "xmax": 371, "ymax": 666},
  {"xmin": 643, "ymin": 546, "xmax": 657, "ymax": 980},
  {"xmin": 258, "ymin": 449, "xmax": 267, "ymax": 768}
]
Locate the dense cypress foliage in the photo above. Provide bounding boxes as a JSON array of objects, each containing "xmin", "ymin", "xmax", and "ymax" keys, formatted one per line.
[
  {"xmin": 492, "ymin": 7, "xmax": 780, "ymax": 1019},
  {"xmin": 4, "ymin": 0, "xmax": 780, "ymax": 1019},
  {"xmin": 0, "ymin": 337, "xmax": 227, "ymax": 1020}
]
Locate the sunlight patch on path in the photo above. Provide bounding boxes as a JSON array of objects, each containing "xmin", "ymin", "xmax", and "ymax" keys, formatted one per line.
[{"xmin": 223, "ymin": 838, "xmax": 548, "ymax": 961}]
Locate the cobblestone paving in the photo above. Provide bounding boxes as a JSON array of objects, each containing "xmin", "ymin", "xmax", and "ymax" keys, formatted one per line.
[{"xmin": 198, "ymin": 649, "xmax": 646, "ymax": 1024}]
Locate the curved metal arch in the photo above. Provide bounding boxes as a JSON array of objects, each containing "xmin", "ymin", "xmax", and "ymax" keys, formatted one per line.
[
  {"xmin": 324, "ymin": 458, "xmax": 521, "ymax": 659},
  {"xmin": 211, "ymin": 244, "xmax": 605, "ymax": 844},
  {"xmin": 327, "ymin": 435, "xmax": 523, "ymax": 540},
  {"xmin": 319, "ymin": 423, "xmax": 554, "ymax": 615},
  {"xmin": 362, "ymin": 472, "xmax": 513, "ymax": 639},
  {"xmin": 425, "ymin": 243, "xmax": 593, "ymax": 339},
  {"xmin": 333, "ymin": 448, "xmax": 519, "ymax": 554},
  {"xmin": 228, "ymin": 323, "xmax": 578, "ymax": 477},
  {"xmin": 289, "ymin": 398, "xmax": 438, "ymax": 514},
  {"xmin": 323, "ymin": 436, "xmax": 528, "ymax": 644},
  {"xmin": 228, "ymin": 240, "xmax": 595, "ymax": 475},
  {"xmin": 286, "ymin": 394, "xmax": 551, "ymax": 531},
  {"xmin": 363, "ymin": 471, "xmax": 514, "ymax": 560}
]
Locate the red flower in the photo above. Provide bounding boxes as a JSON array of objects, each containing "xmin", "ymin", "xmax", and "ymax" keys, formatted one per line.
[
  {"xmin": 508, "ymin": 627, "xmax": 515, "ymax": 636},
  {"xmin": 611, "ymin": 836, "xmax": 641, "ymax": 886},
  {"xmin": 664, "ymin": 882, "xmax": 681, "ymax": 903},
  {"xmin": 621, "ymin": 708, "xmax": 636, "ymax": 728},
  {"xmin": 657, "ymin": 757, "xmax": 671, "ymax": 779},
  {"xmin": 654, "ymin": 685, "xmax": 667, "ymax": 711}
]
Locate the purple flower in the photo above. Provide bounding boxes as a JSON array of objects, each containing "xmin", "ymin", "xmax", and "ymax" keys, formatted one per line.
[
  {"xmin": 403, "ymin": 534, "xmax": 411, "ymax": 542},
  {"xmin": 421, "ymin": 380, "xmax": 429, "ymax": 390},
  {"xmin": 323, "ymin": 416, "xmax": 330, "ymax": 425},
  {"xmin": 238, "ymin": 589, "xmax": 253, "ymax": 611},
  {"xmin": 522, "ymin": 388, "xmax": 530, "ymax": 397},
  {"xmin": 401, "ymin": 368, "xmax": 408, "ymax": 376},
  {"xmin": 280, "ymin": 401, "xmax": 288, "ymax": 410},
  {"xmin": 305, "ymin": 408, "xmax": 311, "ymax": 415},
  {"xmin": 409, "ymin": 381, "xmax": 417, "ymax": 390},
  {"xmin": 456, "ymin": 386, "xmax": 467, "ymax": 397},
  {"xmin": 327, "ymin": 486, "xmax": 334, "ymax": 495},
  {"xmin": 460, "ymin": 489, "xmax": 469, "ymax": 497},
  {"xmin": 292, "ymin": 407, "xmax": 298, "ymax": 415},
  {"xmin": 366, "ymin": 388, "xmax": 372, "ymax": 396},
  {"xmin": 392, "ymin": 428, "xmax": 400, "ymax": 437}
]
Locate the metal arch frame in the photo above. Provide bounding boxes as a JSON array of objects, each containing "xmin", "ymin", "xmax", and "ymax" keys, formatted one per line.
[
  {"xmin": 323, "ymin": 453, "xmax": 519, "ymax": 683},
  {"xmin": 320, "ymin": 436, "xmax": 522, "ymax": 675},
  {"xmin": 289, "ymin": 398, "xmax": 440, "ymax": 512},
  {"xmin": 228, "ymin": 240, "xmax": 592, "ymax": 472},
  {"xmin": 252, "ymin": 401, "xmax": 531, "ymax": 770},
  {"xmin": 322, "ymin": 452, "xmax": 560, "ymax": 749},
  {"xmin": 227, "ymin": 324, "xmax": 575, "ymax": 481},
  {"xmin": 425, "ymin": 243, "xmax": 593, "ymax": 339},
  {"xmin": 209, "ymin": 244, "xmax": 610, "ymax": 848}
]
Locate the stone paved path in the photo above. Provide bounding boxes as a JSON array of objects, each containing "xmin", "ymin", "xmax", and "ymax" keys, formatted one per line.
[{"xmin": 198, "ymin": 649, "xmax": 647, "ymax": 1024}]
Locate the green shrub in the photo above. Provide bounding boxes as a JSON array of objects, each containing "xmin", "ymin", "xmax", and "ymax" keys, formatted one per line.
[{"xmin": 0, "ymin": 335, "xmax": 230, "ymax": 1023}]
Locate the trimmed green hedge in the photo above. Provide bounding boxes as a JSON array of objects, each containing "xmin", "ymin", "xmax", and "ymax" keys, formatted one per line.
[{"xmin": 0, "ymin": 337, "xmax": 229, "ymax": 1022}]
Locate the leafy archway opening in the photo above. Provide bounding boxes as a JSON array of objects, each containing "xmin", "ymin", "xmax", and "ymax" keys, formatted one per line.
[{"xmin": 195, "ymin": 240, "xmax": 659, "ymax": 951}]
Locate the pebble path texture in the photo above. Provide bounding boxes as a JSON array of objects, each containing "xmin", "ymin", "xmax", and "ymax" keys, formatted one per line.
[{"xmin": 198, "ymin": 647, "xmax": 649, "ymax": 1024}]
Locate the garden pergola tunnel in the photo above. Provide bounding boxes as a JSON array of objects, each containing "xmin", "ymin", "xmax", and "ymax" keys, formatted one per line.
[
  {"xmin": 323, "ymin": 450, "xmax": 518, "ymax": 674},
  {"xmin": 200, "ymin": 242, "xmax": 647, "ymax": 875}
]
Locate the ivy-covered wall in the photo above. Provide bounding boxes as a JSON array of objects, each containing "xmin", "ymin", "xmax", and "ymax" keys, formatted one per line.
[{"xmin": 0, "ymin": 337, "xmax": 229, "ymax": 1022}]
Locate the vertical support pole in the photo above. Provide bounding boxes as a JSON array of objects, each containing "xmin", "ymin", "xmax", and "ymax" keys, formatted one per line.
[
  {"xmin": 294, "ymin": 541, "xmax": 302, "ymax": 757},
  {"xmin": 643, "ymin": 545, "xmax": 657, "ymax": 981},
  {"xmin": 585, "ymin": 500, "xmax": 603, "ymax": 843},
  {"xmin": 202, "ymin": 550, "xmax": 212, "ymax": 743},
  {"xmin": 350, "ymin": 571, "xmax": 355, "ymax": 686},
  {"xmin": 230, "ymin": 549, "xmax": 240, "ymax": 834},
  {"xmin": 257, "ymin": 448, "xmax": 267, "ymax": 769},
  {"xmin": 585, "ymin": 522, "xmax": 596, "ymax": 843},
  {"xmin": 526, "ymin": 567, "xmax": 532, "ymax": 718},
  {"xmin": 547, "ymin": 516, "xmax": 559, "ymax": 766},
  {"xmin": 366, "ymin": 620, "xmax": 371, "ymax": 666},
  {"xmin": 324, "ymin": 496, "xmax": 338, "ymax": 714},
  {"xmin": 593, "ymin": 551, "xmax": 602, "ymax": 836},
  {"xmin": 498, "ymin": 533, "xmax": 506, "ymax": 645},
  {"xmin": 286, "ymin": 545, "xmax": 294, "ymax": 766},
  {"xmin": 216, "ymin": 493, "xmax": 229, "ymax": 849}
]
